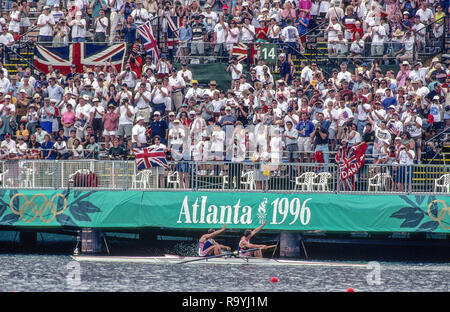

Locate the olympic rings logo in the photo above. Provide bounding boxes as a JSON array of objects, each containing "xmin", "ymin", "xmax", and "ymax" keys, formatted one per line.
[
  {"xmin": 9, "ymin": 193, "xmax": 68, "ymax": 224},
  {"xmin": 427, "ymin": 199, "xmax": 450, "ymax": 230}
]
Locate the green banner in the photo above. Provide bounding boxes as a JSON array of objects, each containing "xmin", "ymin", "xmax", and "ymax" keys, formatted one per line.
[
  {"xmin": 259, "ymin": 44, "xmax": 277, "ymax": 64},
  {"xmin": 0, "ymin": 190, "xmax": 449, "ymax": 233}
]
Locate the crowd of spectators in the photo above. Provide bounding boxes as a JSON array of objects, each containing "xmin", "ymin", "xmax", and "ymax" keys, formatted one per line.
[{"xmin": 0, "ymin": 0, "xmax": 447, "ymax": 188}]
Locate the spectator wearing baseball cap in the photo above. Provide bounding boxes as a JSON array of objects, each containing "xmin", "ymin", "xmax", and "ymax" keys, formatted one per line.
[
  {"xmin": 37, "ymin": 6, "xmax": 55, "ymax": 44},
  {"xmin": 149, "ymin": 111, "xmax": 168, "ymax": 144}
]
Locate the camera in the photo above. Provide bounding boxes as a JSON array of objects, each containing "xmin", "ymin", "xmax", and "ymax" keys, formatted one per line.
[{"xmin": 445, "ymin": 105, "xmax": 450, "ymax": 112}]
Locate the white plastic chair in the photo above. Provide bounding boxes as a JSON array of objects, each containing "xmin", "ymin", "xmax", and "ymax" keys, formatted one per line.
[
  {"xmin": 241, "ymin": 171, "xmax": 256, "ymax": 190},
  {"xmin": 222, "ymin": 175, "xmax": 236, "ymax": 189},
  {"xmin": 368, "ymin": 172, "xmax": 392, "ymax": 192},
  {"xmin": 132, "ymin": 169, "xmax": 152, "ymax": 189},
  {"xmin": 19, "ymin": 168, "xmax": 34, "ymax": 188},
  {"xmin": 312, "ymin": 172, "xmax": 331, "ymax": 191},
  {"xmin": 434, "ymin": 174, "xmax": 450, "ymax": 193},
  {"xmin": 167, "ymin": 171, "xmax": 180, "ymax": 189},
  {"xmin": 368, "ymin": 173, "xmax": 382, "ymax": 191},
  {"xmin": 295, "ymin": 172, "xmax": 316, "ymax": 191}
]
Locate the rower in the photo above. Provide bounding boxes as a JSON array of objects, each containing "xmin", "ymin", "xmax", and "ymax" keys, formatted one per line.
[
  {"xmin": 198, "ymin": 225, "xmax": 231, "ymax": 257},
  {"xmin": 238, "ymin": 220, "xmax": 267, "ymax": 258}
]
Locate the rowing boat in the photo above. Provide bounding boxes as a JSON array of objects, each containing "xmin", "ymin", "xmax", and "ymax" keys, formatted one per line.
[{"xmin": 70, "ymin": 254, "xmax": 367, "ymax": 267}]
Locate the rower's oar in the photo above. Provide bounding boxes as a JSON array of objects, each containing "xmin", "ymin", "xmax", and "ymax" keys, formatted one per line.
[
  {"xmin": 300, "ymin": 236, "xmax": 308, "ymax": 259},
  {"xmin": 176, "ymin": 250, "xmax": 238, "ymax": 265},
  {"xmin": 271, "ymin": 240, "xmax": 279, "ymax": 259},
  {"xmin": 237, "ymin": 245, "xmax": 277, "ymax": 256},
  {"xmin": 176, "ymin": 245, "xmax": 277, "ymax": 265}
]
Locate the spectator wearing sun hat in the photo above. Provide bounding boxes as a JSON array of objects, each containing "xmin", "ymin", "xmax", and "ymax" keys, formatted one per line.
[{"xmin": 132, "ymin": 116, "xmax": 147, "ymax": 148}]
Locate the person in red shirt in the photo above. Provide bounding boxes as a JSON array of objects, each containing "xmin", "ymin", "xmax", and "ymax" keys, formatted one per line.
[
  {"xmin": 255, "ymin": 19, "xmax": 269, "ymax": 43},
  {"xmin": 129, "ymin": 43, "xmax": 143, "ymax": 79},
  {"xmin": 352, "ymin": 20, "xmax": 364, "ymax": 41}
]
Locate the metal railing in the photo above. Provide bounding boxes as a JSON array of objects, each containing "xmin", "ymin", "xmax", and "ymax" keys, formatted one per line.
[{"xmin": 1, "ymin": 160, "xmax": 448, "ymax": 194}]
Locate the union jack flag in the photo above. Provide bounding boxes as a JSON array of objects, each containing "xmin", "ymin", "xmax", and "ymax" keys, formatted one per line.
[
  {"xmin": 165, "ymin": 15, "xmax": 179, "ymax": 49},
  {"xmin": 335, "ymin": 142, "xmax": 368, "ymax": 191},
  {"xmin": 134, "ymin": 146, "xmax": 168, "ymax": 171},
  {"xmin": 232, "ymin": 43, "xmax": 248, "ymax": 63},
  {"xmin": 34, "ymin": 42, "xmax": 126, "ymax": 75},
  {"xmin": 232, "ymin": 43, "xmax": 257, "ymax": 65},
  {"xmin": 137, "ymin": 21, "xmax": 160, "ymax": 64}
]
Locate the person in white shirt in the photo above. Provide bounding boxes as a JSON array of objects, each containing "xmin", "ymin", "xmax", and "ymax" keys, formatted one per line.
[
  {"xmin": 403, "ymin": 108, "xmax": 423, "ymax": 161},
  {"xmin": 396, "ymin": 143, "xmax": 415, "ymax": 191},
  {"xmin": 93, "ymin": 8, "xmax": 109, "ymax": 44},
  {"xmin": 415, "ymin": 2, "xmax": 433, "ymax": 25},
  {"xmin": 75, "ymin": 95, "xmax": 92, "ymax": 138},
  {"xmin": 169, "ymin": 68, "xmax": 185, "ymax": 112},
  {"xmin": 134, "ymin": 83, "xmax": 152, "ymax": 123},
  {"xmin": 184, "ymin": 80, "xmax": 204, "ymax": 103},
  {"xmin": 108, "ymin": 0, "xmax": 124, "ymax": 43},
  {"xmin": 325, "ymin": 16, "xmax": 341, "ymax": 55},
  {"xmin": 280, "ymin": 18, "xmax": 303, "ymax": 60},
  {"xmin": 37, "ymin": 6, "xmax": 55, "ymax": 43},
  {"xmin": 0, "ymin": 26, "xmax": 15, "ymax": 47},
  {"xmin": 300, "ymin": 61, "xmax": 313, "ymax": 84},
  {"xmin": 151, "ymin": 79, "xmax": 169, "ymax": 115},
  {"xmin": 132, "ymin": 116, "xmax": 147, "ymax": 148},
  {"xmin": 119, "ymin": 63, "xmax": 138, "ymax": 89},
  {"xmin": 0, "ymin": 71, "xmax": 10, "ymax": 92},
  {"xmin": 333, "ymin": 32, "xmax": 348, "ymax": 55},
  {"xmin": 90, "ymin": 98, "xmax": 105, "ymax": 138},
  {"xmin": 226, "ymin": 56, "xmax": 243, "ymax": 81},
  {"xmin": 357, "ymin": 100, "xmax": 371, "ymax": 134},
  {"xmin": 325, "ymin": 0, "xmax": 344, "ymax": 22},
  {"xmin": 116, "ymin": 98, "xmax": 136, "ymax": 149},
  {"xmin": 178, "ymin": 63, "xmax": 193, "ymax": 87},
  {"xmin": 8, "ymin": 3, "xmax": 21, "ymax": 35},
  {"xmin": 210, "ymin": 124, "xmax": 225, "ymax": 163},
  {"xmin": 213, "ymin": 14, "xmax": 228, "ymax": 57},
  {"xmin": 371, "ymin": 20, "xmax": 385, "ymax": 56},
  {"xmin": 131, "ymin": 1, "xmax": 150, "ymax": 26},
  {"xmin": 411, "ymin": 16, "xmax": 426, "ymax": 52},
  {"xmin": 54, "ymin": 137, "xmax": 69, "ymax": 159},
  {"xmin": 69, "ymin": 11, "xmax": 86, "ymax": 42},
  {"xmin": 335, "ymin": 99, "xmax": 354, "ymax": 140},
  {"xmin": 240, "ymin": 16, "xmax": 255, "ymax": 43}
]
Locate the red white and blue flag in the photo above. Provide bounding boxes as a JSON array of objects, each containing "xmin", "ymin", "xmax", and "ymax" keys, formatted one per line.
[
  {"xmin": 134, "ymin": 146, "xmax": 168, "ymax": 171},
  {"xmin": 165, "ymin": 15, "xmax": 179, "ymax": 49},
  {"xmin": 335, "ymin": 142, "xmax": 368, "ymax": 191},
  {"xmin": 137, "ymin": 21, "xmax": 160, "ymax": 63},
  {"xmin": 34, "ymin": 42, "xmax": 126, "ymax": 75}
]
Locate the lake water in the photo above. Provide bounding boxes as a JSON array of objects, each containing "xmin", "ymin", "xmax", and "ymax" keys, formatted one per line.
[{"xmin": 0, "ymin": 254, "xmax": 449, "ymax": 292}]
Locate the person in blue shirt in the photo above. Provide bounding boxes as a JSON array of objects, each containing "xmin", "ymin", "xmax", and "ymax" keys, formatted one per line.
[
  {"xmin": 279, "ymin": 53, "xmax": 292, "ymax": 84},
  {"xmin": 296, "ymin": 112, "xmax": 315, "ymax": 163},
  {"xmin": 120, "ymin": 0, "xmax": 136, "ymax": 21},
  {"xmin": 123, "ymin": 15, "xmax": 137, "ymax": 58},
  {"xmin": 382, "ymin": 88, "xmax": 397, "ymax": 111},
  {"xmin": 149, "ymin": 111, "xmax": 168, "ymax": 144},
  {"xmin": 41, "ymin": 134, "xmax": 56, "ymax": 160},
  {"xmin": 296, "ymin": 11, "xmax": 309, "ymax": 43},
  {"xmin": 400, "ymin": 11, "xmax": 412, "ymax": 32}
]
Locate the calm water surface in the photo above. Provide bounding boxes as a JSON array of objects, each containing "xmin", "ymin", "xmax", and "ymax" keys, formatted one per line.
[{"xmin": 0, "ymin": 254, "xmax": 449, "ymax": 292}]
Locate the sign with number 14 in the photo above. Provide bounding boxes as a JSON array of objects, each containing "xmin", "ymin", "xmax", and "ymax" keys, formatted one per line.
[{"xmin": 260, "ymin": 44, "xmax": 277, "ymax": 64}]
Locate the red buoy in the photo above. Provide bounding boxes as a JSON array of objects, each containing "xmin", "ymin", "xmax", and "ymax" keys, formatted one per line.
[
  {"xmin": 270, "ymin": 277, "xmax": 279, "ymax": 283},
  {"xmin": 346, "ymin": 287, "xmax": 355, "ymax": 292}
]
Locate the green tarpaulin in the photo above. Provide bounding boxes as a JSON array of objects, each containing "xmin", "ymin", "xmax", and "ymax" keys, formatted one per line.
[{"xmin": 0, "ymin": 190, "xmax": 448, "ymax": 233}]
